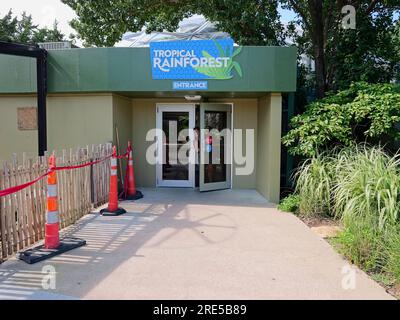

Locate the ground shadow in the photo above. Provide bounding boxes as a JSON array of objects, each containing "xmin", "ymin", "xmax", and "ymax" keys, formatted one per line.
[{"xmin": 0, "ymin": 189, "xmax": 267, "ymax": 299}]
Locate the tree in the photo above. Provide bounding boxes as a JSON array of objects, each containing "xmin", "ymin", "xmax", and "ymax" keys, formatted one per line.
[
  {"xmin": 283, "ymin": 0, "xmax": 400, "ymax": 97},
  {"xmin": 62, "ymin": 0, "xmax": 284, "ymax": 47},
  {"xmin": 394, "ymin": 20, "xmax": 400, "ymax": 82},
  {"xmin": 0, "ymin": 10, "xmax": 17, "ymax": 41},
  {"xmin": 62, "ymin": 0, "xmax": 399, "ymax": 97},
  {"xmin": 282, "ymin": 82, "xmax": 400, "ymax": 157},
  {"xmin": 0, "ymin": 9, "xmax": 65, "ymax": 44},
  {"xmin": 328, "ymin": 8, "xmax": 399, "ymax": 90},
  {"xmin": 32, "ymin": 21, "xmax": 65, "ymax": 43},
  {"xmin": 194, "ymin": 1, "xmax": 285, "ymax": 46}
]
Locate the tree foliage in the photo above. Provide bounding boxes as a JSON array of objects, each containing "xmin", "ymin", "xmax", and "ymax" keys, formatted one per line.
[
  {"xmin": 283, "ymin": 0, "xmax": 400, "ymax": 97},
  {"xmin": 282, "ymin": 82, "xmax": 400, "ymax": 157},
  {"xmin": 62, "ymin": 0, "xmax": 284, "ymax": 47},
  {"xmin": 0, "ymin": 9, "xmax": 65, "ymax": 44},
  {"xmin": 329, "ymin": 10, "xmax": 400, "ymax": 90},
  {"xmin": 394, "ymin": 20, "xmax": 400, "ymax": 82}
]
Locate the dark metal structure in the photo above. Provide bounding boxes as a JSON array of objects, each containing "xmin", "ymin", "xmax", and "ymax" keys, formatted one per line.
[{"xmin": 0, "ymin": 41, "xmax": 47, "ymax": 156}]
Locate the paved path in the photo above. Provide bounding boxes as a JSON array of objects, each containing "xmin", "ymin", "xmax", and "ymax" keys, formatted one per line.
[{"xmin": 0, "ymin": 189, "xmax": 393, "ymax": 300}]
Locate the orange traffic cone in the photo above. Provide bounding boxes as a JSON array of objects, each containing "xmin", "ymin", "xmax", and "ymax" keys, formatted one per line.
[
  {"xmin": 45, "ymin": 155, "xmax": 60, "ymax": 249},
  {"xmin": 101, "ymin": 146, "xmax": 127, "ymax": 216},
  {"xmin": 124, "ymin": 141, "xmax": 143, "ymax": 201},
  {"xmin": 19, "ymin": 155, "xmax": 86, "ymax": 264}
]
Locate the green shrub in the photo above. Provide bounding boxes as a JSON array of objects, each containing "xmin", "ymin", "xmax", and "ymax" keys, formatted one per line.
[
  {"xmin": 283, "ymin": 82, "xmax": 400, "ymax": 157},
  {"xmin": 278, "ymin": 194, "xmax": 300, "ymax": 213},
  {"xmin": 294, "ymin": 154, "xmax": 334, "ymax": 217}
]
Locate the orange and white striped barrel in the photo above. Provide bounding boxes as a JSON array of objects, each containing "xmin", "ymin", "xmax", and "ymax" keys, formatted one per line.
[{"xmin": 44, "ymin": 155, "xmax": 60, "ymax": 249}]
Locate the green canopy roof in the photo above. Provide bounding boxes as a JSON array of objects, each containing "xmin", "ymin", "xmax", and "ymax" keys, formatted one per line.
[{"xmin": 0, "ymin": 46, "xmax": 297, "ymax": 96}]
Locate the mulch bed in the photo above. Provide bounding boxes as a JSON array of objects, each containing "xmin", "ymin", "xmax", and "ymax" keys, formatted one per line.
[
  {"xmin": 388, "ymin": 284, "xmax": 400, "ymax": 299},
  {"xmin": 299, "ymin": 215, "xmax": 340, "ymax": 228}
]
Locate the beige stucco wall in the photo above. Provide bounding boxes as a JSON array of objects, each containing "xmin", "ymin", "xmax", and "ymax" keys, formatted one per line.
[
  {"xmin": 47, "ymin": 94, "xmax": 114, "ymax": 151},
  {"xmin": 0, "ymin": 94, "xmax": 114, "ymax": 162},
  {"xmin": 112, "ymin": 94, "xmax": 133, "ymax": 155},
  {"xmin": 112, "ymin": 94, "xmax": 133, "ymax": 185},
  {"xmin": 0, "ymin": 95, "xmax": 38, "ymax": 161},
  {"xmin": 257, "ymin": 93, "xmax": 282, "ymax": 203}
]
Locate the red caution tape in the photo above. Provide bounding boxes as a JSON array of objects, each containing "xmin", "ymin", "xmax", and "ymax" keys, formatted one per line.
[
  {"xmin": 0, "ymin": 171, "xmax": 50, "ymax": 197},
  {"xmin": 54, "ymin": 154, "xmax": 113, "ymax": 171},
  {"xmin": 115, "ymin": 151, "xmax": 129, "ymax": 159},
  {"xmin": 0, "ymin": 150, "xmax": 129, "ymax": 197}
]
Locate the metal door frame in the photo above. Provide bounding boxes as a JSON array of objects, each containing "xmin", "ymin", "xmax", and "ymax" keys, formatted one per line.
[
  {"xmin": 199, "ymin": 103, "xmax": 233, "ymax": 192},
  {"xmin": 156, "ymin": 103, "xmax": 196, "ymax": 188}
]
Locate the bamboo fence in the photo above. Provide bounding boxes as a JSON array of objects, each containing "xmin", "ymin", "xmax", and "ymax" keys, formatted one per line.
[{"xmin": 0, "ymin": 143, "xmax": 113, "ymax": 263}]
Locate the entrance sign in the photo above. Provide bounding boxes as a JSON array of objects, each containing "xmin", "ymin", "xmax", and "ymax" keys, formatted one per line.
[
  {"xmin": 150, "ymin": 39, "xmax": 242, "ymax": 80},
  {"xmin": 173, "ymin": 81, "xmax": 208, "ymax": 90}
]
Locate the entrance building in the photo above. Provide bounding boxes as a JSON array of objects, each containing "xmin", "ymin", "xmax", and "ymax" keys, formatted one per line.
[{"xmin": 0, "ymin": 41, "xmax": 297, "ymax": 203}]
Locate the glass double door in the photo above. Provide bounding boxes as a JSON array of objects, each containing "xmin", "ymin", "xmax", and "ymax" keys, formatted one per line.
[{"xmin": 156, "ymin": 103, "xmax": 231, "ymax": 191}]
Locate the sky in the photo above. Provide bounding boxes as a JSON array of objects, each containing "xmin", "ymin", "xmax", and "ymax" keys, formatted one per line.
[
  {"xmin": 0, "ymin": 0, "xmax": 297, "ymax": 45},
  {"xmin": 0, "ymin": 0, "xmax": 77, "ymax": 36}
]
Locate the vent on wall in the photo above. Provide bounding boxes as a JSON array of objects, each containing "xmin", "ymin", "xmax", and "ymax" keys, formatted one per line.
[{"xmin": 37, "ymin": 42, "xmax": 76, "ymax": 50}]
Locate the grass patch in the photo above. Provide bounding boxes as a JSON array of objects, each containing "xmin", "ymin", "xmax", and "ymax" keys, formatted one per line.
[
  {"xmin": 278, "ymin": 194, "xmax": 299, "ymax": 213},
  {"xmin": 371, "ymin": 273, "xmax": 396, "ymax": 288},
  {"xmin": 333, "ymin": 217, "xmax": 387, "ymax": 273},
  {"xmin": 385, "ymin": 227, "xmax": 400, "ymax": 282}
]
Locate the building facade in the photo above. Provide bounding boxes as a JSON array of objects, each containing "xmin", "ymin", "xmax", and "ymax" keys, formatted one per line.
[{"xmin": 0, "ymin": 42, "xmax": 297, "ymax": 203}]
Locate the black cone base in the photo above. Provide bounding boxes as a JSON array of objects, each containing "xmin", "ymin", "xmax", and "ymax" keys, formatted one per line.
[
  {"xmin": 124, "ymin": 190, "xmax": 143, "ymax": 201},
  {"xmin": 100, "ymin": 207, "xmax": 127, "ymax": 216},
  {"xmin": 18, "ymin": 237, "xmax": 86, "ymax": 265}
]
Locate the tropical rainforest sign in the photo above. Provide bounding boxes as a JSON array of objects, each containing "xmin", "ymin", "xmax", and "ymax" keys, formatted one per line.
[{"xmin": 150, "ymin": 39, "xmax": 242, "ymax": 80}]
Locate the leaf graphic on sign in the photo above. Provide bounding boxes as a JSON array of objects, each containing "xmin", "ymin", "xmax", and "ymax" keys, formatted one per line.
[{"xmin": 193, "ymin": 42, "xmax": 243, "ymax": 80}]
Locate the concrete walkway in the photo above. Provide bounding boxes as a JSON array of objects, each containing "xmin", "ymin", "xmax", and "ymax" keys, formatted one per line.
[{"xmin": 0, "ymin": 189, "xmax": 393, "ymax": 300}]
